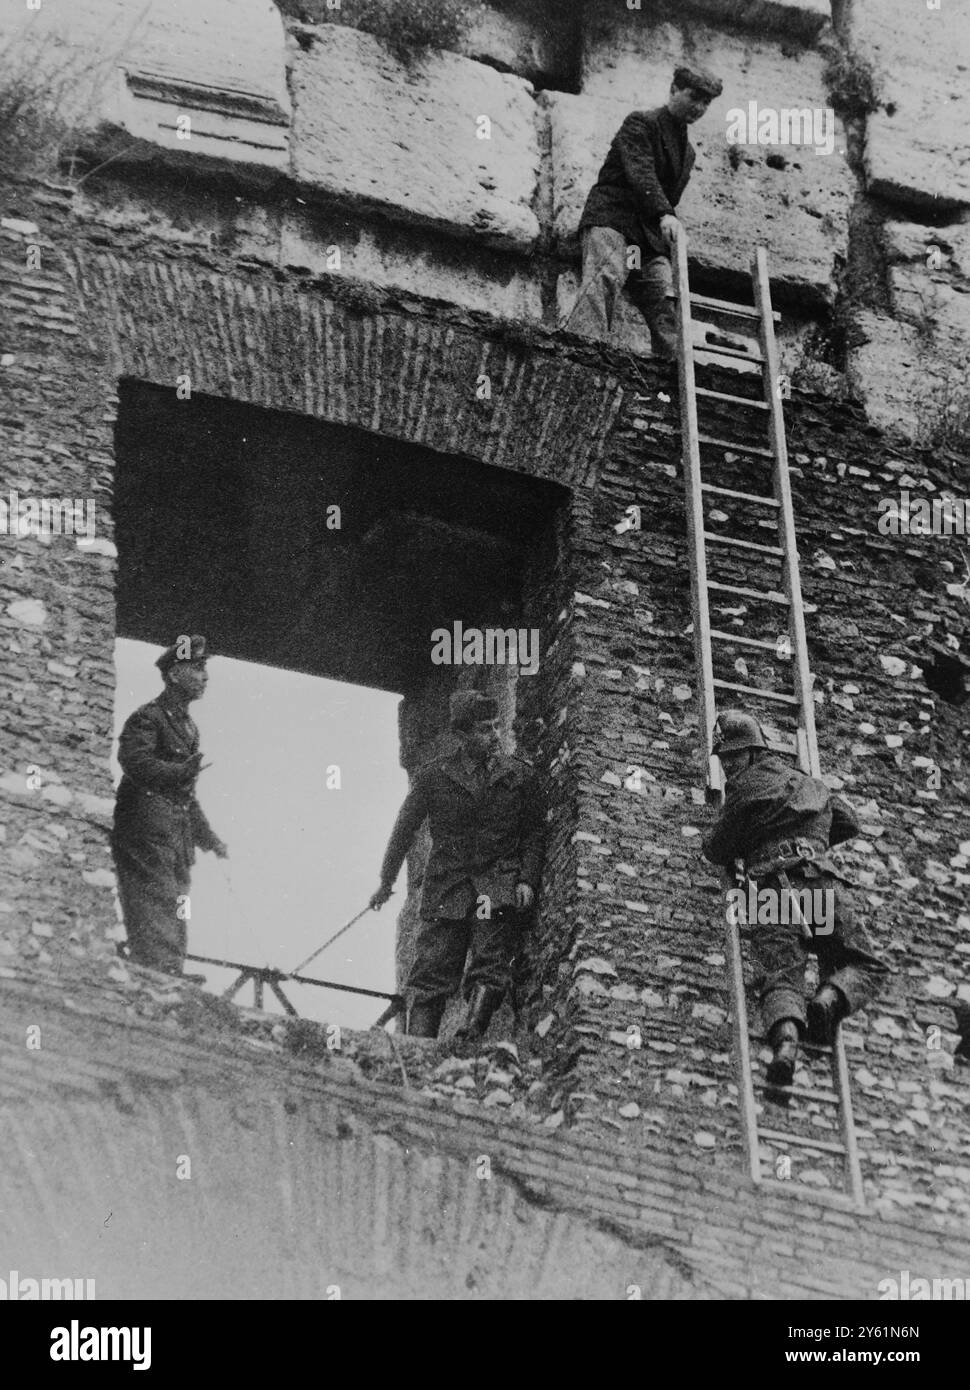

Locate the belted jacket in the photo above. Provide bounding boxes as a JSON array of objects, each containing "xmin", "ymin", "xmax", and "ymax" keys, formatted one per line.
[
  {"xmin": 701, "ymin": 753, "xmax": 859, "ymax": 877},
  {"xmin": 112, "ymin": 694, "xmax": 221, "ymax": 866},
  {"xmin": 379, "ymin": 747, "xmax": 545, "ymax": 921},
  {"xmin": 578, "ymin": 106, "xmax": 695, "ymax": 259}
]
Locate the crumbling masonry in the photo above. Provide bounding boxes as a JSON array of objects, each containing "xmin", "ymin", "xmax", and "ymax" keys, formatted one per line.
[{"xmin": 1, "ymin": 0, "xmax": 969, "ymax": 1298}]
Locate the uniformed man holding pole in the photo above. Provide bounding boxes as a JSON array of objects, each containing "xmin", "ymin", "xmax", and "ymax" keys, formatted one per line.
[
  {"xmin": 370, "ymin": 691, "xmax": 545, "ymax": 1040},
  {"xmin": 701, "ymin": 710, "xmax": 888, "ymax": 1087},
  {"xmin": 112, "ymin": 635, "xmax": 228, "ymax": 976}
]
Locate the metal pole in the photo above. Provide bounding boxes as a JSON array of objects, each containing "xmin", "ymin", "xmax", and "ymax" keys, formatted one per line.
[{"xmin": 290, "ymin": 898, "xmax": 388, "ymax": 977}]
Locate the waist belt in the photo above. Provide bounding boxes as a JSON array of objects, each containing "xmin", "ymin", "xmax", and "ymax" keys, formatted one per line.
[
  {"xmin": 745, "ymin": 837, "xmax": 827, "ymax": 878},
  {"xmin": 141, "ymin": 787, "xmax": 193, "ymax": 812}
]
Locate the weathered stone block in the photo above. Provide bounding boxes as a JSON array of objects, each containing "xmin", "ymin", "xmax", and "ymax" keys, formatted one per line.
[
  {"xmin": 279, "ymin": 216, "xmax": 544, "ymax": 320},
  {"xmin": 677, "ymin": 0, "xmax": 831, "ymax": 39},
  {"xmin": 848, "ymin": 221, "xmax": 970, "ymax": 438},
  {"xmin": 290, "ymin": 26, "xmax": 541, "ymax": 249},
  {"xmin": 457, "ymin": 0, "xmax": 578, "ymax": 87},
  {"xmin": 551, "ymin": 21, "xmax": 851, "ymax": 305},
  {"xmin": 278, "ymin": 0, "xmax": 576, "ymax": 86},
  {"xmin": 884, "ymin": 220, "xmax": 970, "ymax": 354},
  {"xmin": 0, "ymin": 0, "xmax": 290, "ymax": 167},
  {"xmin": 843, "ymin": 0, "xmax": 970, "ymax": 210}
]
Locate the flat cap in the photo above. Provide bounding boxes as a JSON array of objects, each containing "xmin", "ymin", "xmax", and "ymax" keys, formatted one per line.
[
  {"xmin": 156, "ymin": 633, "xmax": 207, "ymax": 675},
  {"xmin": 673, "ymin": 63, "xmax": 723, "ymax": 99},
  {"xmin": 449, "ymin": 690, "xmax": 498, "ymax": 731}
]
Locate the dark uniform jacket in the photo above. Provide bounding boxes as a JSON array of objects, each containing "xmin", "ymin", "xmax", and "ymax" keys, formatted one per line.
[
  {"xmin": 578, "ymin": 107, "xmax": 695, "ymax": 259},
  {"xmin": 701, "ymin": 754, "xmax": 860, "ymax": 874},
  {"xmin": 112, "ymin": 695, "xmax": 220, "ymax": 873},
  {"xmin": 380, "ymin": 748, "xmax": 545, "ymax": 921}
]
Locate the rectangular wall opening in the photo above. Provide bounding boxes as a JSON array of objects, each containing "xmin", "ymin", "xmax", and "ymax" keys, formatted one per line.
[{"xmin": 112, "ymin": 381, "xmax": 569, "ymax": 1027}]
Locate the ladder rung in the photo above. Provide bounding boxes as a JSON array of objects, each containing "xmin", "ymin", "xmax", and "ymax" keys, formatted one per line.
[
  {"xmin": 765, "ymin": 1082, "xmax": 841, "ymax": 1105},
  {"xmin": 694, "ymin": 291, "xmax": 780, "ymax": 322},
  {"xmin": 759, "ymin": 1127, "xmax": 846, "ymax": 1156},
  {"xmin": 749, "ymin": 1031, "xmax": 833, "ymax": 1054},
  {"xmin": 701, "ymin": 483, "xmax": 780, "ymax": 508},
  {"xmin": 709, "ymin": 629, "xmax": 786, "ymax": 653},
  {"xmin": 704, "ymin": 532, "xmax": 782, "ymax": 558},
  {"xmin": 694, "ymin": 344, "xmax": 765, "ymax": 365},
  {"xmin": 667, "ymin": 290, "xmax": 781, "ymax": 322},
  {"xmin": 713, "ymin": 679, "xmax": 799, "ymax": 705},
  {"xmin": 695, "ymin": 387, "xmax": 769, "ymax": 411},
  {"xmin": 708, "ymin": 581, "xmax": 789, "ymax": 606},
  {"xmin": 696, "ymin": 432, "xmax": 774, "ymax": 459}
]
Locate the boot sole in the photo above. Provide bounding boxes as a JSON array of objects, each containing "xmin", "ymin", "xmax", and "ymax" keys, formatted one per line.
[
  {"xmin": 806, "ymin": 1001, "xmax": 834, "ymax": 1047},
  {"xmin": 765, "ymin": 1055, "xmax": 796, "ymax": 1088}
]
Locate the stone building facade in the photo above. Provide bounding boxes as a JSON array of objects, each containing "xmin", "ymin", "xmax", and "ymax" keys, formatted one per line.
[{"xmin": 1, "ymin": 0, "xmax": 969, "ymax": 1298}]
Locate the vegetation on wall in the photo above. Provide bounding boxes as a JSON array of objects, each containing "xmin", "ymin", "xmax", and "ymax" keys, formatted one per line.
[
  {"xmin": 823, "ymin": 44, "xmax": 883, "ymax": 118},
  {"xmin": 913, "ymin": 370, "xmax": 970, "ymax": 454},
  {"xmin": 280, "ymin": 0, "xmax": 480, "ymax": 64},
  {"xmin": 0, "ymin": 34, "xmax": 76, "ymax": 180}
]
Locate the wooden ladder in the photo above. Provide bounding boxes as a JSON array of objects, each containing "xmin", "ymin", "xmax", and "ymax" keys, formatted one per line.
[{"xmin": 667, "ymin": 231, "xmax": 865, "ymax": 1207}]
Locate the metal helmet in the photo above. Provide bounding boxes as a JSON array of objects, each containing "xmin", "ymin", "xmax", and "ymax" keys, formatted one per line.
[{"xmin": 711, "ymin": 709, "xmax": 766, "ymax": 757}]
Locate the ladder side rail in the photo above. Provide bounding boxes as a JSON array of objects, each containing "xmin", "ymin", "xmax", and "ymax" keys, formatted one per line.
[
  {"xmin": 755, "ymin": 248, "xmax": 864, "ymax": 1205},
  {"xmin": 831, "ymin": 1026, "xmax": 866, "ymax": 1205},
  {"xmin": 751, "ymin": 247, "xmax": 820, "ymax": 777},
  {"xmin": 674, "ymin": 230, "xmax": 720, "ymax": 794},
  {"xmin": 726, "ymin": 908, "xmax": 763, "ymax": 1185}
]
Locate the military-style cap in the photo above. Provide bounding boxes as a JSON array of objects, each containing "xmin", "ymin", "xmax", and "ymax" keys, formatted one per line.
[
  {"xmin": 156, "ymin": 634, "xmax": 207, "ymax": 675},
  {"xmin": 712, "ymin": 709, "xmax": 766, "ymax": 757},
  {"xmin": 449, "ymin": 690, "xmax": 498, "ymax": 732},
  {"xmin": 672, "ymin": 63, "xmax": 723, "ymax": 100}
]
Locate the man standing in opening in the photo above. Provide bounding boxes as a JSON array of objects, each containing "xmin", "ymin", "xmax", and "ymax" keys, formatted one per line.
[
  {"xmin": 112, "ymin": 635, "xmax": 228, "ymax": 977},
  {"xmin": 701, "ymin": 710, "xmax": 888, "ymax": 1088},
  {"xmin": 565, "ymin": 64, "xmax": 723, "ymax": 359},
  {"xmin": 370, "ymin": 691, "xmax": 545, "ymax": 1041}
]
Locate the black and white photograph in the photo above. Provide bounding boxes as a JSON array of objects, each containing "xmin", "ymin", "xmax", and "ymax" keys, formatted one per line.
[{"xmin": 1, "ymin": 0, "xmax": 968, "ymax": 1342}]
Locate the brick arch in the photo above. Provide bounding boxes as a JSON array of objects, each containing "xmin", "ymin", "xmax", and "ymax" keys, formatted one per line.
[{"xmin": 69, "ymin": 244, "xmax": 624, "ymax": 489}]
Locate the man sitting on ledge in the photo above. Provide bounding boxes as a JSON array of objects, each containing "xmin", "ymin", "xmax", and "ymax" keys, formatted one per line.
[{"xmin": 564, "ymin": 63, "xmax": 723, "ymax": 360}]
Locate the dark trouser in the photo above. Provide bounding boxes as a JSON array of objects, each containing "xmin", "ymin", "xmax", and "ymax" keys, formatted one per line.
[
  {"xmin": 749, "ymin": 870, "xmax": 889, "ymax": 1035},
  {"xmin": 406, "ymin": 908, "xmax": 523, "ymax": 1009},
  {"xmin": 565, "ymin": 227, "xmax": 677, "ymax": 359},
  {"xmin": 112, "ymin": 834, "xmax": 191, "ymax": 974}
]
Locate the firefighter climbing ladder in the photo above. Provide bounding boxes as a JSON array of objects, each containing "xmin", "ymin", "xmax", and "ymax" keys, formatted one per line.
[{"xmin": 668, "ymin": 231, "xmax": 865, "ymax": 1207}]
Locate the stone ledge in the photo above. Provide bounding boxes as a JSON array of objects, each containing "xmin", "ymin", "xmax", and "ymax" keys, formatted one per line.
[
  {"xmin": 3, "ymin": 967, "xmax": 969, "ymax": 1300},
  {"xmin": 0, "ymin": 0, "xmax": 291, "ymax": 134}
]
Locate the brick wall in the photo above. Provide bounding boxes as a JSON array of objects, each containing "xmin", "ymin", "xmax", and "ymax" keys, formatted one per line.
[
  {"xmin": 543, "ymin": 371, "xmax": 970, "ymax": 1222},
  {"xmin": 2, "ymin": 165, "xmax": 969, "ymax": 1292},
  {"xmin": 0, "ymin": 179, "xmax": 119, "ymax": 960},
  {"xmin": 4, "ymin": 972, "xmax": 969, "ymax": 1299}
]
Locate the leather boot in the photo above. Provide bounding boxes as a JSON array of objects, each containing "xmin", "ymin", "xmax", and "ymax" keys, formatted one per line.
[
  {"xmin": 405, "ymin": 999, "xmax": 445, "ymax": 1038},
  {"xmin": 806, "ymin": 984, "xmax": 848, "ymax": 1046},
  {"xmin": 456, "ymin": 984, "xmax": 504, "ymax": 1042},
  {"xmin": 765, "ymin": 1019, "xmax": 800, "ymax": 1088}
]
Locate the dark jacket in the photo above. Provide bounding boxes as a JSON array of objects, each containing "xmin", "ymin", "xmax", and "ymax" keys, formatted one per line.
[
  {"xmin": 701, "ymin": 753, "xmax": 860, "ymax": 872},
  {"xmin": 379, "ymin": 748, "xmax": 545, "ymax": 921},
  {"xmin": 112, "ymin": 694, "xmax": 221, "ymax": 868},
  {"xmin": 578, "ymin": 106, "xmax": 695, "ymax": 258}
]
